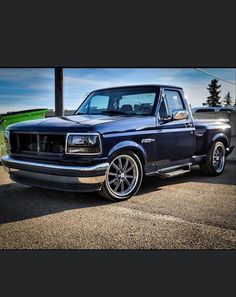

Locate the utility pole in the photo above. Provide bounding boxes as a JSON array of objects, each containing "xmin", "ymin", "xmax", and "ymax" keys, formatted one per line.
[{"xmin": 55, "ymin": 67, "xmax": 64, "ymax": 117}]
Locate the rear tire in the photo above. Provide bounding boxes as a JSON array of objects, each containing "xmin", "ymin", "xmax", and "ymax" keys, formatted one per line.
[
  {"xmin": 99, "ymin": 151, "xmax": 143, "ymax": 201},
  {"xmin": 200, "ymin": 141, "xmax": 226, "ymax": 176}
]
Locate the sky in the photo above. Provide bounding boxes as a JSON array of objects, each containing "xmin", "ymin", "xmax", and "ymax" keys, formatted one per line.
[{"xmin": 0, "ymin": 68, "xmax": 235, "ymax": 113}]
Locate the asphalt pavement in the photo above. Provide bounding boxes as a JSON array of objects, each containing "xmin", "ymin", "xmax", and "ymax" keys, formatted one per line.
[{"xmin": 0, "ymin": 162, "xmax": 235, "ymax": 249}]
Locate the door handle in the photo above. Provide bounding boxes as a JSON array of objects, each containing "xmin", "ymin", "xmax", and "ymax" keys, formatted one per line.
[{"xmin": 185, "ymin": 123, "xmax": 192, "ymax": 128}]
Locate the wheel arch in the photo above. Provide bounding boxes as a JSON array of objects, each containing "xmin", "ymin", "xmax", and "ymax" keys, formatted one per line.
[
  {"xmin": 211, "ymin": 133, "xmax": 229, "ymax": 149},
  {"xmin": 108, "ymin": 141, "xmax": 146, "ymax": 166}
]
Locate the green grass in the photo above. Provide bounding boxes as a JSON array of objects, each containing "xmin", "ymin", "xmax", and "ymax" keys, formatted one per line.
[{"xmin": 0, "ymin": 127, "xmax": 7, "ymax": 157}]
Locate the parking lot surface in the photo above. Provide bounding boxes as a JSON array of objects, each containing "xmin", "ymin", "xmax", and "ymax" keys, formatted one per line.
[{"xmin": 0, "ymin": 162, "xmax": 235, "ymax": 249}]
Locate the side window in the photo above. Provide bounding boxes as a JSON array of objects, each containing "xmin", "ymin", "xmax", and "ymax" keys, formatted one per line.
[{"xmin": 163, "ymin": 90, "xmax": 185, "ymax": 114}]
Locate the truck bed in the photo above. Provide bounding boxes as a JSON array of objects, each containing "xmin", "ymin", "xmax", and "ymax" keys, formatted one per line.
[{"xmin": 194, "ymin": 119, "xmax": 231, "ymax": 155}]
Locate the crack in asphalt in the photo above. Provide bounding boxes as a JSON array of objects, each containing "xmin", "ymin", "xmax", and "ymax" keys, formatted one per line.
[{"xmin": 113, "ymin": 205, "xmax": 236, "ymax": 236}]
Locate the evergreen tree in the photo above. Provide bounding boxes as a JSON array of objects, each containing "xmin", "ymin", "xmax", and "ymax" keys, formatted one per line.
[
  {"xmin": 207, "ymin": 79, "xmax": 221, "ymax": 106},
  {"xmin": 223, "ymin": 92, "xmax": 232, "ymax": 106}
]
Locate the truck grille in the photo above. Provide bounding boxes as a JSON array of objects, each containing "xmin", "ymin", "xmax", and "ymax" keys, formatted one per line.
[{"xmin": 10, "ymin": 132, "xmax": 66, "ymax": 156}]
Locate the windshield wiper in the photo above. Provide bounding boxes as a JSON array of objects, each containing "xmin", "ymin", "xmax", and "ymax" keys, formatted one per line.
[{"xmin": 101, "ymin": 110, "xmax": 135, "ymax": 116}]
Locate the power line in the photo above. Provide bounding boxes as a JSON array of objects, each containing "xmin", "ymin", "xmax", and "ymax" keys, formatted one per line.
[{"xmin": 194, "ymin": 68, "xmax": 236, "ymax": 86}]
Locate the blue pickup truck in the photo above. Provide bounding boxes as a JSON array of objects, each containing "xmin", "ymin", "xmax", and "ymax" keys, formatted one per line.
[{"xmin": 2, "ymin": 85, "xmax": 234, "ymax": 201}]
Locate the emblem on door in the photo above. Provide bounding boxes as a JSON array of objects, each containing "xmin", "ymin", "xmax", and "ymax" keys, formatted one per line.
[{"xmin": 141, "ymin": 138, "xmax": 155, "ymax": 143}]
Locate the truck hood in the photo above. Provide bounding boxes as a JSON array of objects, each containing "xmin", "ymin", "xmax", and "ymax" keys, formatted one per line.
[{"xmin": 7, "ymin": 114, "xmax": 156, "ymax": 134}]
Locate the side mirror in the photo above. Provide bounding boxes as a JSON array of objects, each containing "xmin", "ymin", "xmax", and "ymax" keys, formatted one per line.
[{"xmin": 172, "ymin": 110, "xmax": 188, "ymax": 120}]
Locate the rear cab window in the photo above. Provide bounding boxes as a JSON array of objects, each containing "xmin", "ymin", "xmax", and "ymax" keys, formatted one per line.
[{"xmin": 120, "ymin": 93, "xmax": 156, "ymax": 114}]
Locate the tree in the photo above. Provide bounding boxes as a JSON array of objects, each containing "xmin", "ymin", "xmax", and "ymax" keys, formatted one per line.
[
  {"xmin": 207, "ymin": 79, "xmax": 221, "ymax": 106},
  {"xmin": 223, "ymin": 92, "xmax": 233, "ymax": 106}
]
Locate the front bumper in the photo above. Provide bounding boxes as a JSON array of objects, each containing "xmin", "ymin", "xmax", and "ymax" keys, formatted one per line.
[{"xmin": 2, "ymin": 155, "xmax": 109, "ymax": 192}]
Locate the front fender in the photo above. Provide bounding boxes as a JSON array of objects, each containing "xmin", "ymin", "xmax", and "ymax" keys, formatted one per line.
[
  {"xmin": 212, "ymin": 133, "xmax": 229, "ymax": 148},
  {"xmin": 108, "ymin": 140, "xmax": 147, "ymax": 162}
]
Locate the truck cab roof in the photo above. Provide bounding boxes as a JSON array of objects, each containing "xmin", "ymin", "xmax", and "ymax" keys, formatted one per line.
[{"xmin": 93, "ymin": 84, "xmax": 183, "ymax": 92}]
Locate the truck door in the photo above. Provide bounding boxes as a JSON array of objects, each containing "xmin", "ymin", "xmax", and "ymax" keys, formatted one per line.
[{"xmin": 156, "ymin": 89, "xmax": 195, "ymax": 169}]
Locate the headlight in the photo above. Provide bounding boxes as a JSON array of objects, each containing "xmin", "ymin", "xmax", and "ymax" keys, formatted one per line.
[
  {"xmin": 4, "ymin": 130, "xmax": 10, "ymax": 141},
  {"xmin": 66, "ymin": 133, "xmax": 101, "ymax": 154},
  {"xmin": 4, "ymin": 130, "xmax": 10, "ymax": 150}
]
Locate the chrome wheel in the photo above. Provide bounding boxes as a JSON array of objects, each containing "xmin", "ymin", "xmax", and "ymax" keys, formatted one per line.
[
  {"xmin": 213, "ymin": 144, "xmax": 225, "ymax": 173},
  {"xmin": 106, "ymin": 154, "xmax": 139, "ymax": 198}
]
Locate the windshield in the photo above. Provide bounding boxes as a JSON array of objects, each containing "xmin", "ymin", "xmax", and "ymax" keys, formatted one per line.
[{"xmin": 76, "ymin": 87, "xmax": 158, "ymax": 116}]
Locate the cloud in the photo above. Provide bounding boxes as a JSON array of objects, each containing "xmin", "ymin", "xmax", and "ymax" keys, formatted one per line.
[
  {"xmin": 63, "ymin": 68, "xmax": 236, "ymax": 109},
  {"xmin": 0, "ymin": 68, "xmax": 235, "ymax": 112},
  {"xmin": 0, "ymin": 68, "xmax": 54, "ymax": 82}
]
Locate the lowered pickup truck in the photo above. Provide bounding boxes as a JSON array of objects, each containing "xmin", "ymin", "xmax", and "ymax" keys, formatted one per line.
[{"xmin": 2, "ymin": 85, "xmax": 234, "ymax": 201}]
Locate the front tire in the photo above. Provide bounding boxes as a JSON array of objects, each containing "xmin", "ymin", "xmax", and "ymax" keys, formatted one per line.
[
  {"xmin": 100, "ymin": 151, "xmax": 143, "ymax": 201},
  {"xmin": 200, "ymin": 141, "xmax": 226, "ymax": 176}
]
